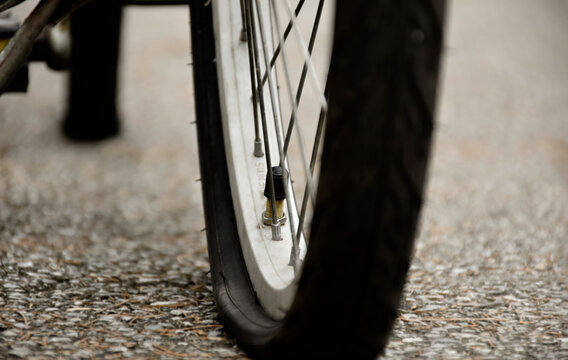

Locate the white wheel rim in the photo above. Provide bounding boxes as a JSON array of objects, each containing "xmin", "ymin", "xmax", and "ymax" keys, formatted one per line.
[{"xmin": 211, "ymin": 0, "xmax": 331, "ymax": 319}]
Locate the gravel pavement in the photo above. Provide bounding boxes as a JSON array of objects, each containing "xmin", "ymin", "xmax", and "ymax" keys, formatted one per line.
[{"xmin": 1, "ymin": 1, "xmax": 567, "ymax": 359}]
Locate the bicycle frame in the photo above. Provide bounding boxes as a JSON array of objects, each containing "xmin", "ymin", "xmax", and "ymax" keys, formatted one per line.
[
  {"xmin": 0, "ymin": 0, "xmax": 188, "ymax": 92},
  {"xmin": 0, "ymin": 0, "xmax": 62, "ymax": 91}
]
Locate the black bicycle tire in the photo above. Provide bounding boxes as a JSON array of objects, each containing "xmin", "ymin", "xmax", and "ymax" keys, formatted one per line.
[{"xmin": 189, "ymin": 0, "xmax": 445, "ymax": 358}]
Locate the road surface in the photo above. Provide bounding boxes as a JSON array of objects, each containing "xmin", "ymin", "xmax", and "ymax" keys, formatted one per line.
[{"xmin": 0, "ymin": 1, "xmax": 566, "ymax": 358}]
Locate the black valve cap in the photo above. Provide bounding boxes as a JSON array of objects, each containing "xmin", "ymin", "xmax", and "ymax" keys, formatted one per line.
[{"xmin": 264, "ymin": 166, "xmax": 287, "ymax": 201}]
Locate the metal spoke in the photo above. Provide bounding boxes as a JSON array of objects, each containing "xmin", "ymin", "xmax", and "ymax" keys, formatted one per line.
[
  {"xmin": 282, "ymin": 0, "xmax": 328, "ymax": 112},
  {"xmin": 259, "ymin": 0, "xmax": 306, "ymax": 87},
  {"xmin": 270, "ymin": 0, "xmax": 326, "ymax": 268},
  {"xmin": 270, "ymin": 1, "xmax": 317, "ymax": 207},
  {"xmin": 243, "ymin": 0, "xmax": 332, "ymax": 271},
  {"xmin": 295, "ymin": 106, "xmax": 327, "ymax": 245},
  {"xmin": 283, "ymin": 0, "xmax": 325, "ymax": 157},
  {"xmin": 255, "ymin": 0, "xmax": 310, "ymax": 270},
  {"xmin": 241, "ymin": 0, "xmax": 264, "ymax": 157},
  {"xmin": 245, "ymin": 0, "xmax": 280, "ymax": 240},
  {"xmin": 253, "ymin": 0, "xmax": 286, "ymax": 164}
]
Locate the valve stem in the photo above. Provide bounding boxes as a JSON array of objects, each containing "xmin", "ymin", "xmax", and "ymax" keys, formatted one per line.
[{"xmin": 262, "ymin": 166, "xmax": 287, "ymax": 240}]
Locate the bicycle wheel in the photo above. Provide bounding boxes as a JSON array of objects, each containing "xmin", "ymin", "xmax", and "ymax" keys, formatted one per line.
[{"xmin": 190, "ymin": 0, "xmax": 445, "ymax": 358}]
